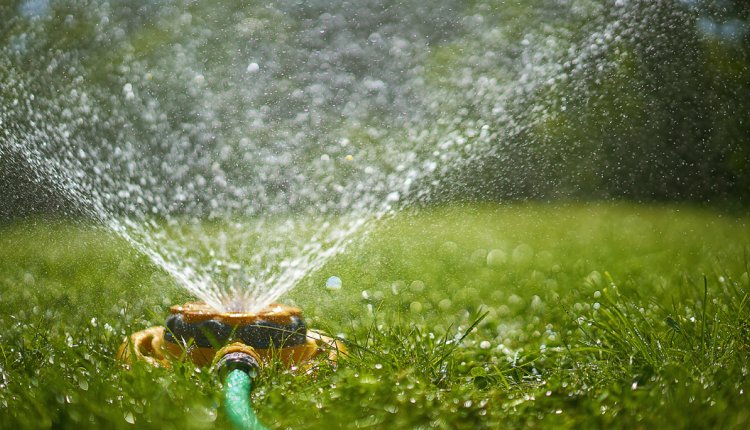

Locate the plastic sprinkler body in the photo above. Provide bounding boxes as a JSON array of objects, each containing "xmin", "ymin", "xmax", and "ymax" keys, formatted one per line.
[
  {"xmin": 117, "ymin": 301, "xmax": 346, "ymax": 369},
  {"xmin": 117, "ymin": 302, "xmax": 346, "ymax": 430}
]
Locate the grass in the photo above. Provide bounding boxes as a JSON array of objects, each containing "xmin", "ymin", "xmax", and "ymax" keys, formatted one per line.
[{"xmin": 0, "ymin": 203, "xmax": 749, "ymax": 429}]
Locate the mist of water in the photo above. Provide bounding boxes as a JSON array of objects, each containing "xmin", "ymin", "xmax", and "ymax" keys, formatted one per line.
[{"xmin": 0, "ymin": 0, "xmax": 660, "ymax": 312}]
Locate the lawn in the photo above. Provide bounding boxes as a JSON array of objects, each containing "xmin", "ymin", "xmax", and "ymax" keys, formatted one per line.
[{"xmin": 1, "ymin": 203, "xmax": 749, "ymax": 429}]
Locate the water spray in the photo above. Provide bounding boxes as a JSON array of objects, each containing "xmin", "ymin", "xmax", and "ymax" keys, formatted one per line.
[{"xmin": 118, "ymin": 302, "xmax": 345, "ymax": 429}]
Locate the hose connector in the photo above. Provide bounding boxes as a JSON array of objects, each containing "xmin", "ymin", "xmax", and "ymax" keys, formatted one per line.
[
  {"xmin": 214, "ymin": 343, "xmax": 268, "ymax": 430},
  {"xmin": 213, "ymin": 342, "xmax": 263, "ymax": 379}
]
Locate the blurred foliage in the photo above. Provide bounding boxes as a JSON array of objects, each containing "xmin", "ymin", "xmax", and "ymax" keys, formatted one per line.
[
  {"xmin": 532, "ymin": 0, "xmax": 750, "ymax": 202},
  {"xmin": 432, "ymin": 0, "xmax": 750, "ymax": 204}
]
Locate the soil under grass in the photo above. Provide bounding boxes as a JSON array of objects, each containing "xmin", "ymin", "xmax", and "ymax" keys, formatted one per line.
[{"xmin": 1, "ymin": 203, "xmax": 749, "ymax": 429}]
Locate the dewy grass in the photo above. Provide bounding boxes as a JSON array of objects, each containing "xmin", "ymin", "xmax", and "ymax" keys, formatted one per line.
[{"xmin": 1, "ymin": 203, "xmax": 749, "ymax": 429}]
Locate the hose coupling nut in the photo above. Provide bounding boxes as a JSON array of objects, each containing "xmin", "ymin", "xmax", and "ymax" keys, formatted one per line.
[{"xmin": 213, "ymin": 342, "xmax": 262, "ymax": 379}]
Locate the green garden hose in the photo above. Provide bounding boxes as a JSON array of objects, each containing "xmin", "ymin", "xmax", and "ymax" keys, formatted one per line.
[{"xmin": 224, "ymin": 369, "xmax": 267, "ymax": 430}]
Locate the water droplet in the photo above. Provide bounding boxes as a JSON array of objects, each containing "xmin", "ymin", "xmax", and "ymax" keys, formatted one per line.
[
  {"xmin": 326, "ymin": 276, "xmax": 342, "ymax": 290},
  {"xmin": 23, "ymin": 272, "xmax": 35, "ymax": 285},
  {"xmin": 508, "ymin": 294, "xmax": 524, "ymax": 308},
  {"xmin": 530, "ymin": 295, "xmax": 544, "ymax": 311},
  {"xmin": 479, "ymin": 340, "xmax": 491, "ymax": 349},
  {"xmin": 410, "ymin": 280, "xmax": 425, "ymax": 292},
  {"xmin": 512, "ymin": 244, "xmax": 534, "ymax": 265},
  {"xmin": 391, "ymin": 281, "xmax": 405, "ymax": 295},
  {"xmin": 584, "ymin": 271, "xmax": 603, "ymax": 288},
  {"xmin": 440, "ymin": 241, "xmax": 459, "ymax": 256},
  {"xmin": 486, "ymin": 249, "xmax": 507, "ymax": 268}
]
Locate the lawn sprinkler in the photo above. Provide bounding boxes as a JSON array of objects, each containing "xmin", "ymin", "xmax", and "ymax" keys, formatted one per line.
[{"xmin": 118, "ymin": 302, "xmax": 345, "ymax": 429}]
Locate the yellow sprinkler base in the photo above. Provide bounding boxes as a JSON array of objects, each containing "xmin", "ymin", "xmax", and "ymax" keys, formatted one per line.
[{"xmin": 117, "ymin": 302, "xmax": 346, "ymax": 370}]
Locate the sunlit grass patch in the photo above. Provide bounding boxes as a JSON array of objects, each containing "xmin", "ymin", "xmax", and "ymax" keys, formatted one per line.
[{"xmin": 1, "ymin": 203, "xmax": 749, "ymax": 429}]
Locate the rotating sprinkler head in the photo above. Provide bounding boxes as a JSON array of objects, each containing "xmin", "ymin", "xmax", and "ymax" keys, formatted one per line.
[
  {"xmin": 164, "ymin": 302, "xmax": 311, "ymax": 366},
  {"xmin": 117, "ymin": 301, "xmax": 345, "ymax": 369}
]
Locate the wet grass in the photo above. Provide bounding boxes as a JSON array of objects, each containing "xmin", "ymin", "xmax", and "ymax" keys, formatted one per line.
[{"xmin": 1, "ymin": 203, "xmax": 749, "ymax": 429}]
